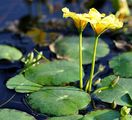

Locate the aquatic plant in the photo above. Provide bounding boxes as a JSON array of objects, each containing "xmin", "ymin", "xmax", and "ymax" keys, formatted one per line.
[
  {"xmin": 62, "ymin": 7, "xmax": 123, "ymax": 93},
  {"xmin": 62, "ymin": 7, "xmax": 89, "ymax": 89},
  {"xmin": 5, "ymin": 5, "xmax": 127, "ymax": 119}
]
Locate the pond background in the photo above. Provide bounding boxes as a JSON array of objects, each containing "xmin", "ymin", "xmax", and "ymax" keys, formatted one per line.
[{"xmin": 0, "ymin": 0, "xmax": 131, "ymax": 120}]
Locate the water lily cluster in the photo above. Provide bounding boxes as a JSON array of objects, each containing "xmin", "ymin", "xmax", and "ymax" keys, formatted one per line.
[{"xmin": 62, "ymin": 7, "xmax": 123, "ymax": 92}]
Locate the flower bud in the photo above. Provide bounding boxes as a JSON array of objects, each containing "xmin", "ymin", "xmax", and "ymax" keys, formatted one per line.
[{"xmin": 110, "ymin": 76, "xmax": 120, "ymax": 88}]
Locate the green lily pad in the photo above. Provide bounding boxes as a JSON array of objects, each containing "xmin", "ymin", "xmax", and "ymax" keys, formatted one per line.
[
  {"xmin": 27, "ymin": 87, "xmax": 91, "ymax": 116},
  {"xmin": 48, "ymin": 115, "xmax": 83, "ymax": 120},
  {"xmin": 25, "ymin": 60, "xmax": 83, "ymax": 85},
  {"xmin": 6, "ymin": 74, "xmax": 42, "ymax": 93},
  {"xmin": 95, "ymin": 75, "xmax": 132, "ymax": 106},
  {"xmin": 82, "ymin": 110, "xmax": 120, "ymax": 120},
  {"xmin": 0, "ymin": 109, "xmax": 35, "ymax": 120},
  {"xmin": 0, "ymin": 45, "xmax": 22, "ymax": 61},
  {"xmin": 52, "ymin": 36, "xmax": 109, "ymax": 64},
  {"xmin": 109, "ymin": 52, "xmax": 132, "ymax": 78}
]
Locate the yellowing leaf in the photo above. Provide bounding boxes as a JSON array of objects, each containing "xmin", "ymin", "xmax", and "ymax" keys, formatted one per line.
[{"xmin": 27, "ymin": 28, "xmax": 47, "ymax": 46}]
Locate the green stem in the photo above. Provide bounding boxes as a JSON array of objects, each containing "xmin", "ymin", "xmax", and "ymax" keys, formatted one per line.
[
  {"xmin": 79, "ymin": 31, "xmax": 83, "ymax": 89},
  {"xmin": 20, "ymin": 59, "xmax": 41, "ymax": 73},
  {"xmin": 34, "ymin": 49, "xmax": 50, "ymax": 62},
  {"xmin": 93, "ymin": 70, "xmax": 100, "ymax": 79},
  {"xmin": 85, "ymin": 35, "xmax": 99, "ymax": 92},
  {"xmin": 20, "ymin": 49, "xmax": 50, "ymax": 73},
  {"xmin": 94, "ymin": 86, "xmax": 109, "ymax": 94}
]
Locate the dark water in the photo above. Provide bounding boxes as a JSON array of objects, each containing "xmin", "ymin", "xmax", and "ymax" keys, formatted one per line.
[{"xmin": 0, "ymin": 0, "xmax": 119, "ymax": 120}]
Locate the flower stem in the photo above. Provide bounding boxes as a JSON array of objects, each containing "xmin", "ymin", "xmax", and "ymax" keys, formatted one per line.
[
  {"xmin": 85, "ymin": 35, "xmax": 99, "ymax": 93},
  {"xmin": 34, "ymin": 49, "xmax": 50, "ymax": 62},
  {"xmin": 79, "ymin": 31, "xmax": 83, "ymax": 89}
]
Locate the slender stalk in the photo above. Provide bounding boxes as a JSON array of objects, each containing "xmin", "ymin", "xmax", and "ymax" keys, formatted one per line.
[
  {"xmin": 85, "ymin": 35, "xmax": 99, "ymax": 92},
  {"xmin": 79, "ymin": 31, "xmax": 83, "ymax": 89},
  {"xmin": 34, "ymin": 49, "xmax": 50, "ymax": 62},
  {"xmin": 0, "ymin": 93, "xmax": 16, "ymax": 107},
  {"xmin": 20, "ymin": 49, "xmax": 50, "ymax": 73},
  {"xmin": 94, "ymin": 86, "xmax": 109, "ymax": 94}
]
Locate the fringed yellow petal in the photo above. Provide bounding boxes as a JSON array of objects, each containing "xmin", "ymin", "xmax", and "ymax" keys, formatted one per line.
[
  {"xmin": 62, "ymin": 7, "xmax": 89, "ymax": 31},
  {"xmin": 62, "ymin": 7, "xmax": 76, "ymax": 18},
  {"xmin": 62, "ymin": 7, "xmax": 123, "ymax": 34},
  {"xmin": 62, "ymin": 7, "xmax": 69, "ymax": 13},
  {"xmin": 88, "ymin": 8, "xmax": 105, "ymax": 21},
  {"xmin": 101, "ymin": 14, "xmax": 123, "ymax": 30},
  {"xmin": 88, "ymin": 8, "xmax": 123, "ymax": 35},
  {"xmin": 94, "ymin": 23, "xmax": 107, "ymax": 35}
]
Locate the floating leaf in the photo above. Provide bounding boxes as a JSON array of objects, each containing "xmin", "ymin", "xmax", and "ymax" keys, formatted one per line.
[
  {"xmin": 48, "ymin": 115, "xmax": 83, "ymax": 120},
  {"xmin": 25, "ymin": 61, "xmax": 83, "ymax": 85},
  {"xmin": 0, "ymin": 109, "xmax": 35, "ymax": 120},
  {"xmin": 109, "ymin": 52, "xmax": 132, "ymax": 78},
  {"xmin": 0, "ymin": 45, "xmax": 22, "ymax": 61},
  {"xmin": 95, "ymin": 75, "xmax": 132, "ymax": 106},
  {"xmin": 82, "ymin": 110, "xmax": 120, "ymax": 120},
  {"xmin": 6, "ymin": 74, "xmax": 42, "ymax": 93},
  {"xmin": 27, "ymin": 87, "xmax": 91, "ymax": 116},
  {"xmin": 51, "ymin": 36, "xmax": 109, "ymax": 64}
]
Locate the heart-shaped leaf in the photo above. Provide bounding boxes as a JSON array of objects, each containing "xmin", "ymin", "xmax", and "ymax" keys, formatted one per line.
[
  {"xmin": 109, "ymin": 52, "xmax": 132, "ymax": 78},
  {"xmin": 48, "ymin": 115, "xmax": 83, "ymax": 120},
  {"xmin": 0, "ymin": 109, "xmax": 35, "ymax": 120},
  {"xmin": 82, "ymin": 110, "xmax": 120, "ymax": 120},
  {"xmin": 0, "ymin": 45, "xmax": 22, "ymax": 61},
  {"xmin": 95, "ymin": 75, "xmax": 132, "ymax": 106},
  {"xmin": 6, "ymin": 74, "xmax": 42, "ymax": 93},
  {"xmin": 27, "ymin": 87, "xmax": 91, "ymax": 116},
  {"xmin": 51, "ymin": 36, "xmax": 109, "ymax": 64},
  {"xmin": 25, "ymin": 61, "xmax": 83, "ymax": 85}
]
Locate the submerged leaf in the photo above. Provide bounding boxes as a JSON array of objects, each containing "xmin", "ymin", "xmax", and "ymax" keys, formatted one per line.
[
  {"xmin": 51, "ymin": 36, "xmax": 109, "ymax": 64},
  {"xmin": 27, "ymin": 87, "xmax": 91, "ymax": 116},
  {"xmin": 109, "ymin": 52, "xmax": 132, "ymax": 78},
  {"xmin": 95, "ymin": 75, "xmax": 132, "ymax": 106},
  {"xmin": 82, "ymin": 109, "xmax": 120, "ymax": 120},
  {"xmin": 25, "ymin": 60, "xmax": 82, "ymax": 85},
  {"xmin": 6, "ymin": 74, "xmax": 42, "ymax": 93},
  {"xmin": 0, "ymin": 109, "xmax": 35, "ymax": 120},
  {"xmin": 0, "ymin": 45, "xmax": 22, "ymax": 61}
]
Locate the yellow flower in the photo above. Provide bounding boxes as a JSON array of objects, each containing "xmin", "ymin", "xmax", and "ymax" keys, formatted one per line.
[
  {"xmin": 88, "ymin": 8, "xmax": 105, "ymax": 22},
  {"xmin": 116, "ymin": 0, "xmax": 130, "ymax": 21},
  {"xmin": 102, "ymin": 14, "xmax": 123, "ymax": 30},
  {"xmin": 87, "ymin": 8, "xmax": 123, "ymax": 35},
  {"xmin": 62, "ymin": 7, "xmax": 89, "ymax": 32}
]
